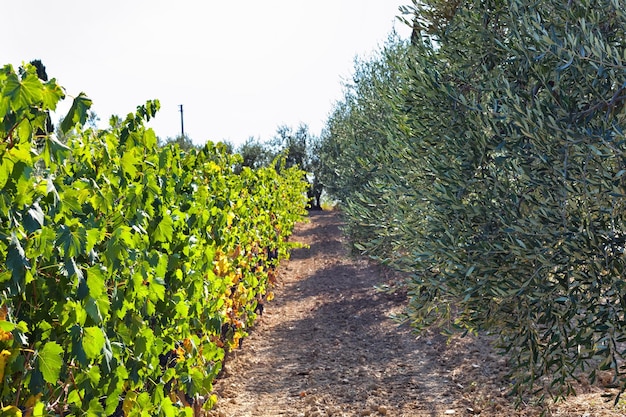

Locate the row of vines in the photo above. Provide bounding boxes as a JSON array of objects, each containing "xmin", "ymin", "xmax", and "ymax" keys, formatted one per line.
[
  {"xmin": 0, "ymin": 63, "xmax": 309, "ymax": 416},
  {"xmin": 319, "ymin": 0, "xmax": 626, "ymax": 404}
]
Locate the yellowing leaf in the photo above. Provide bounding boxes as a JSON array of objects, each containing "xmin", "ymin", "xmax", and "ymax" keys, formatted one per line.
[
  {"xmin": 0, "ymin": 349, "xmax": 12, "ymax": 381},
  {"xmin": 213, "ymin": 251, "xmax": 230, "ymax": 277},
  {"xmin": 0, "ymin": 405, "xmax": 22, "ymax": 417},
  {"xmin": 183, "ymin": 338, "xmax": 193, "ymax": 353},
  {"xmin": 24, "ymin": 393, "xmax": 42, "ymax": 408},
  {"xmin": 122, "ymin": 391, "xmax": 137, "ymax": 416},
  {"xmin": 0, "ymin": 306, "xmax": 13, "ymax": 342}
]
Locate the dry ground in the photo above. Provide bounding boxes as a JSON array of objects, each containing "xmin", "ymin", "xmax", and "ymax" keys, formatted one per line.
[{"xmin": 208, "ymin": 211, "xmax": 624, "ymax": 417}]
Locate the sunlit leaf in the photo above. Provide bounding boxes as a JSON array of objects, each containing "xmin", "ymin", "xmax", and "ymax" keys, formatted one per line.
[
  {"xmin": 37, "ymin": 342, "xmax": 63, "ymax": 384},
  {"xmin": 82, "ymin": 327, "xmax": 105, "ymax": 360}
]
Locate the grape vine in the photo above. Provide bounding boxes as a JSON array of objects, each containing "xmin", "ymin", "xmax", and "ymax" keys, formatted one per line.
[{"xmin": 0, "ymin": 62, "xmax": 309, "ymax": 416}]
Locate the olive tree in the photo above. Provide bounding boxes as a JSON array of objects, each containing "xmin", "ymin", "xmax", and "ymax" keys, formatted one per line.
[{"xmin": 321, "ymin": 0, "xmax": 626, "ymax": 402}]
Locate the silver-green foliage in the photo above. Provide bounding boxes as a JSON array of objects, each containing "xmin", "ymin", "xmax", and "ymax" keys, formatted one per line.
[{"xmin": 321, "ymin": 0, "xmax": 626, "ymax": 402}]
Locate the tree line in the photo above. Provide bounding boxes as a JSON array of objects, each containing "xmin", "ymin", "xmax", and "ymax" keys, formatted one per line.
[{"xmin": 317, "ymin": 0, "xmax": 626, "ymax": 405}]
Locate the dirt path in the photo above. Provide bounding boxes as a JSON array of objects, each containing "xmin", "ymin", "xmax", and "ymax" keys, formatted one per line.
[{"xmin": 208, "ymin": 211, "xmax": 623, "ymax": 417}]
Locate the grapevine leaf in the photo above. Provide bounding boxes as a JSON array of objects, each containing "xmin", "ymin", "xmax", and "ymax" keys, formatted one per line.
[
  {"xmin": 86, "ymin": 266, "xmax": 105, "ymax": 299},
  {"xmin": 56, "ymin": 225, "xmax": 86, "ymax": 258},
  {"xmin": 42, "ymin": 135, "xmax": 71, "ymax": 165},
  {"xmin": 149, "ymin": 278, "xmax": 166, "ymax": 302},
  {"xmin": 2, "ymin": 72, "xmax": 43, "ymax": 111},
  {"xmin": 82, "ymin": 327, "xmax": 105, "ymax": 360},
  {"xmin": 41, "ymin": 79, "xmax": 65, "ymax": 111},
  {"xmin": 0, "ymin": 157, "xmax": 14, "ymax": 190},
  {"xmin": 175, "ymin": 301, "xmax": 189, "ymax": 319},
  {"xmin": 0, "ymin": 96, "xmax": 8, "ymax": 119},
  {"xmin": 70, "ymin": 325, "xmax": 88, "ymax": 366},
  {"xmin": 120, "ymin": 150, "xmax": 138, "ymax": 178},
  {"xmin": 86, "ymin": 228, "xmax": 102, "ymax": 253},
  {"xmin": 182, "ymin": 367, "xmax": 205, "ymax": 396},
  {"xmin": 102, "ymin": 334, "xmax": 114, "ymax": 373},
  {"xmin": 67, "ymin": 389, "xmax": 81, "ymax": 405},
  {"xmin": 24, "ymin": 202, "xmax": 45, "ymax": 233},
  {"xmin": 85, "ymin": 296, "xmax": 108, "ymax": 324},
  {"xmin": 4, "ymin": 142, "xmax": 31, "ymax": 171},
  {"xmin": 143, "ymin": 128, "xmax": 158, "ymax": 149},
  {"xmin": 66, "ymin": 257, "xmax": 85, "ymax": 284},
  {"xmin": 0, "ymin": 405, "xmax": 22, "ymax": 417},
  {"xmin": 32, "ymin": 402, "xmax": 45, "ymax": 417},
  {"xmin": 6, "ymin": 234, "xmax": 30, "ymax": 292},
  {"xmin": 60, "ymin": 93, "xmax": 92, "ymax": 133},
  {"xmin": 160, "ymin": 396, "xmax": 176, "ymax": 417},
  {"xmin": 17, "ymin": 118, "xmax": 32, "ymax": 141},
  {"xmin": 86, "ymin": 398, "xmax": 105, "ymax": 417},
  {"xmin": 37, "ymin": 341, "xmax": 63, "ymax": 384},
  {"xmin": 153, "ymin": 216, "xmax": 174, "ymax": 243},
  {"xmin": 135, "ymin": 328, "xmax": 154, "ymax": 357}
]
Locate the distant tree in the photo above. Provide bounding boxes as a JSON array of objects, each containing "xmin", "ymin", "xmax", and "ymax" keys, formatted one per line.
[
  {"xmin": 161, "ymin": 134, "xmax": 196, "ymax": 151},
  {"xmin": 270, "ymin": 124, "xmax": 309, "ymax": 170},
  {"xmin": 56, "ymin": 110, "xmax": 100, "ymax": 143},
  {"xmin": 236, "ymin": 137, "xmax": 271, "ymax": 169}
]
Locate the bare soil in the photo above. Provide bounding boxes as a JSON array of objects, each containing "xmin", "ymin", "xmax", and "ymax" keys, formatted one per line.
[{"xmin": 208, "ymin": 211, "xmax": 624, "ymax": 417}]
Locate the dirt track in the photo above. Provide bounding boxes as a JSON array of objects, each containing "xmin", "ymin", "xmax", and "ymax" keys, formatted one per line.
[{"xmin": 208, "ymin": 211, "xmax": 623, "ymax": 417}]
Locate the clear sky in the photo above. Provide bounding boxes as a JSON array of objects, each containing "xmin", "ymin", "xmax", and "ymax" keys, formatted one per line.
[{"xmin": 4, "ymin": 1, "xmax": 411, "ymax": 147}]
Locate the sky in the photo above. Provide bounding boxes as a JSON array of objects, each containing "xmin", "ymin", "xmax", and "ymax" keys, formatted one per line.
[{"xmin": 4, "ymin": 1, "xmax": 412, "ymax": 147}]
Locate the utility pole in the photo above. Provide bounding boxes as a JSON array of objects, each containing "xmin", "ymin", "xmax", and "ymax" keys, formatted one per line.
[{"xmin": 179, "ymin": 104, "xmax": 185, "ymax": 138}]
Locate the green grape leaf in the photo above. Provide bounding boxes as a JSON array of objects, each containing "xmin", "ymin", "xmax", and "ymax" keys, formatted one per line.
[
  {"xmin": 38, "ymin": 341, "xmax": 64, "ymax": 384},
  {"xmin": 86, "ymin": 266, "xmax": 105, "ymax": 299},
  {"xmin": 42, "ymin": 134, "xmax": 71, "ymax": 165},
  {"xmin": 135, "ymin": 328, "xmax": 154, "ymax": 357},
  {"xmin": 0, "ymin": 405, "xmax": 23, "ymax": 417},
  {"xmin": 66, "ymin": 257, "xmax": 84, "ymax": 284},
  {"xmin": 82, "ymin": 327, "xmax": 105, "ymax": 360},
  {"xmin": 56, "ymin": 225, "xmax": 86, "ymax": 258},
  {"xmin": 24, "ymin": 202, "xmax": 45, "ymax": 233},
  {"xmin": 32, "ymin": 401, "xmax": 45, "ymax": 417},
  {"xmin": 41, "ymin": 79, "xmax": 65, "ymax": 111},
  {"xmin": 182, "ymin": 367, "xmax": 205, "ymax": 396},
  {"xmin": 86, "ymin": 228, "xmax": 103, "ymax": 253},
  {"xmin": 120, "ymin": 149, "xmax": 138, "ymax": 178},
  {"xmin": 153, "ymin": 216, "xmax": 174, "ymax": 243},
  {"xmin": 160, "ymin": 396, "xmax": 176, "ymax": 417},
  {"xmin": 147, "ymin": 276, "xmax": 165, "ymax": 302},
  {"xmin": 0, "ymin": 155, "xmax": 15, "ymax": 190},
  {"xmin": 6, "ymin": 234, "xmax": 30, "ymax": 292},
  {"xmin": 60, "ymin": 93, "xmax": 92, "ymax": 133},
  {"xmin": 67, "ymin": 389, "xmax": 82, "ymax": 406},
  {"xmin": 16, "ymin": 118, "xmax": 32, "ymax": 141},
  {"xmin": 86, "ymin": 398, "xmax": 105, "ymax": 417},
  {"xmin": 70, "ymin": 325, "xmax": 88, "ymax": 366},
  {"xmin": 2, "ymin": 72, "xmax": 43, "ymax": 111},
  {"xmin": 85, "ymin": 296, "xmax": 109, "ymax": 325}
]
